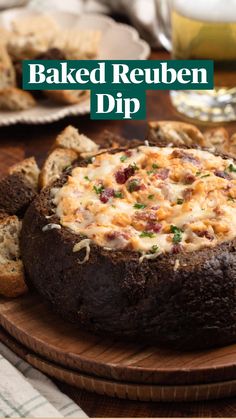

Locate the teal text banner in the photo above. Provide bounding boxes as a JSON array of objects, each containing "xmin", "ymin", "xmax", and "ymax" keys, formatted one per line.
[
  {"xmin": 22, "ymin": 59, "xmax": 214, "ymax": 120},
  {"xmin": 23, "ymin": 60, "xmax": 214, "ymax": 90}
]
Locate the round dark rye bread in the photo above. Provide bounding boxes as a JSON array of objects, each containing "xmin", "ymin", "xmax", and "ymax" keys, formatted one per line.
[{"xmin": 20, "ymin": 147, "xmax": 236, "ymax": 350}]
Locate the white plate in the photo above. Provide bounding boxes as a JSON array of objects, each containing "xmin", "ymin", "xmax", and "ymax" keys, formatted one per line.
[{"xmin": 0, "ymin": 8, "xmax": 150, "ymax": 126}]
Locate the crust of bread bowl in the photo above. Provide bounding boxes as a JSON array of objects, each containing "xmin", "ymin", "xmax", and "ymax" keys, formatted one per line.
[{"xmin": 20, "ymin": 144, "xmax": 236, "ymax": 350}]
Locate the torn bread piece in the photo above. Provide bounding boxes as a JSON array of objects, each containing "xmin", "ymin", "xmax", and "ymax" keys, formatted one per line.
[
  {"xmin": 51, "ymin": 29, "xmax": 101, "ymax": 60},
  {"xmin": 203, "ymin": 127, "xmax": 230, "ymax": 154},
  {"xmin": 10, "ymin": 15, "xmax": 59, "ymax": 43},
  {"xmin": 148, "ymin": 121, "xmax": 205, "ymax": 148},
  {"xmin": 44, "ymin": 90, "xmax": 89, "ymax": 105},
  {"xmin": 0, "ymin": 172, "xmax": 36, "ymax": 216},
  {"xmin": 0, "ymin": 28, "xmax": 11, "ymax": 45},
  {"xmin": 0, "ymin": 43, "xmax": 16, "ymax": 89},
  {"xmin": 39, "ymin": 148, "xmax": 78, "ymax": 189},
  {"xmin": 7, "ymin": 31, "xmax": 51, "ymax": 60},
  {"xmin": 0, "ymin": 213, "xmax": 27, "ymax": 298},
  {"xmin": 0, "ymin": 87, "xmax": 36, "ymax": 111},
  {"xmin": 8, "ymin": 157, "xmax": 40, "ymax": 192},
  {"xmin": 229, "ymin": 133, "xmax": 236, "ymax": 157},
  {"xmin": 54, "ymin": 125, "xmax": 99, "ymax": 155}
]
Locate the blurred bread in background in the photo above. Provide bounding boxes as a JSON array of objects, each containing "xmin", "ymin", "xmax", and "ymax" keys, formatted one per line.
[{"xmin": 0, "ymin": 12, "xmax": 101, "ymax": 111}]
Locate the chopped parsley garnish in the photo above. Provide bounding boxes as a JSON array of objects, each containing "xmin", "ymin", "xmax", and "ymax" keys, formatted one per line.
[
  {"xmin": 177, "ymin": 198, "xmax": 184, "ymax": 205},
  {"xmin": 228, "ymin": 164, "xmax": 236, "ymax": 173},
  {"xmin": 170, "ymin": 225, "xmax": 183, "ymax": 244},
  {"xmin": 147, "ymin": 164, "xmax": 159, "ymax": 175},
  {"xmin": 140, "ymin": 231, "xmax": 155, "ymax": 238},
  {"xmin": 148, "ymin": 194, "xmax": 154, "ymax": 200},
  {"xmin": 150, "ymin": 244, "xmax": 159, "ymax": 253},
  {"xmin": 134, "ymin": 203, "xmax": 147, "ymax": 209},
  {"xmin": 120, "ymin": 155, "xmax": 128, "ymax": 163},
  {"xmin": 201, "ymin": 174, "xmax": 210, "ymax": 178},
  {"xmin": 196, "ymin": 171, "xmax": 202, "ymax": 176},
  {"xmin": 93, "ymin": 185, "xmax": 104, "ymax": 194},
  {"xmin": 128, "ymin": 179, "xmax": 140, "ymax": 192},
  {"xmin": 114, "ymin": 191, "xmax": 123, "ymax": 198},
  {"xmin": 84, "ymin": 176, "xmax": 90, "ymax": 181},
  {"xmin": 131, "ymin": 162, "xmax": 139, "ymax": 171}
]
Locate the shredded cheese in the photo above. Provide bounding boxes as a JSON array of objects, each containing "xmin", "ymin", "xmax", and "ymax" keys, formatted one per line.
[
  {"xmin": 42, "ymin": 223, "xmax": 61, "ymax": 232},
  {"xmin": 52, "ymin": 146, "xmax": 236, "ymax": 260},
  {"xmin": 73, "ymin": 239, "xmax": 91, "ymax": 264}
]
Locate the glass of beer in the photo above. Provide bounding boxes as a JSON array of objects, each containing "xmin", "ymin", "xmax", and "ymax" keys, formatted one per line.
[{"xmin": 156, "ymin": 0, "xmax": 236, "ymax": 122}]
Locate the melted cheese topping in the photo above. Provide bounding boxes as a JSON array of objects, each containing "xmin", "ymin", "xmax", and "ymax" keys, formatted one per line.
[{"xmin": 53, "ymin": 146, "xmax": 236, "ymax": 257}]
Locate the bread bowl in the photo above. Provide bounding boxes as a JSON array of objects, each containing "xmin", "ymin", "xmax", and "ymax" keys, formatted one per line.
[{"xmin": 19, "ymin": 133, "xmax": 236, "ymax": 350}]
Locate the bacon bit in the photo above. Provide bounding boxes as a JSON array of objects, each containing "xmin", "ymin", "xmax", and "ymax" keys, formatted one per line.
[
  {"xmin": 214, "ymin": 170, "xmax": 231, "ymax": 180},
  {"xmin": 214, "ymin": 206, "xmax": 224, "ymax": 216},
  {"xmin": 105, "ymin": 231, "xmax": 130, "ymax": 249},
  {"xmin": 146, "ymin": 222, "xmax": 162, "ymax": 233},
  {"xmin": 183, "ymin": 188, "xmax": 193, "ymax": 201},
  {"xmin": 106, "ymin": 231, "xmax": 130, "ymax": 241},
  {"xmin": 183, "ymin": 155, "xmax": 200, "ymax": 166},
  {"xmin": 184, "ymin": 173, "xmax": 196, "ymax": 184},
  {"xmin": 125, "ymin": 149, "xmax": 133, "ymax": 157},
  {"xmin": 172, "ymin": 244, "xmax": 182, "ymax": 254},
  {"xmin": 171, "ymin": 149, "xmax": 200, "ymax": 166},
  {"xmin": 115, "ymin": 165, "xmax": 135, "ymax": 184},
  {"xmin": 127, "ymin": 178, "xmax": 141, "ymax": 192},
  {"xmin": 155, "ymin": 168, "xmax": 169, "ymax": 180},
  {"xmin": 100, "ymin": 188, "xmax": 114, "ymax": 203},
  {"xmin": 171, "ymin": 149, "xmax": 186, "ymax": 158},
  {"xmin": 195, "ymin": 230, "xmax": 214, "ymax": 240},
  {"xmin": 151, "ymin": 205, "xmax": 160, "ymax": 210},
  {"xmin": 134, "ymin": 210, "xmax": 157, "ymax": 222}
]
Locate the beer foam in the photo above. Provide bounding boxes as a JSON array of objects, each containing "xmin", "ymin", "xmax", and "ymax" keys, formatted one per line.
[{"xmin": 174, "ymin": 0, "xmax": 236, "ymax": 22}]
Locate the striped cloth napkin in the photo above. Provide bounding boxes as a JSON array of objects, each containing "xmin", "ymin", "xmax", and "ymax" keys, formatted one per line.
[{"xmin": 0, "ymin": 342, "xmax": 87, "ymax": 418}]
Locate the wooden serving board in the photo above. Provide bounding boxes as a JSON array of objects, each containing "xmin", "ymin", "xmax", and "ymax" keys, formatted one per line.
[{"xmin": 2, "ymin": 293, "xmax": 236, "ymax": 402}]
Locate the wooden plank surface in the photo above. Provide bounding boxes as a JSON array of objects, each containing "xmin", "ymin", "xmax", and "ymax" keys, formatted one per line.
[
  {"xmin": 3, "ymin": 293, "xmax": 236, "ymax": 391},
  {"xmin": 1, "ymin": 49, "xmax": 236, "ymax": 417}
]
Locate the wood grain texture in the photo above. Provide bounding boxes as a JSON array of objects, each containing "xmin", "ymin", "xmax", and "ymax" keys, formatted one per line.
[
  {"xmin": 1, "ymin": 49, "xmax": 236, "ymax": 416},
  {"xmin": 2, "ymin": 294, "xmax": 236, "ymax": 403},
  {"xmin": 2, "ymin": 325, "xmax": 236, "ymax": 403}
]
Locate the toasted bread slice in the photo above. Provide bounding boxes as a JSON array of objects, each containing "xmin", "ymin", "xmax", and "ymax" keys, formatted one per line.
[
  {"xmin": 229, "ymin": 133, "xmax": 236, "ymax": 157},
  {"xmin": 0, "ymin": 172, "xmax": 36, "ymax": 216},
  {"xmin": 7, "ymin": 32, "xmax": 50, "ymax": 61},
  {"xmin": 55, "ymin": 125, "xmax": 99, "ymax": 155},
  {"xmin": 39, "ymin": 148, "xmax": 78, "ymax": 189},
  {"xmin": 0, "ymin": 43, "xmax": 16, "ymax": 89},
  {"xmin": 0, "ymin": 87, "xmax": 36, "ymax": 111},
  {"xmin": 0, "ymin": 63, "xmax": 16, "ymax": 89},
  {"xmin": 45, "ymin": 89, "xmax": 89, "ymax": 105},
  {"xmin": 8, "ymin": 157, "xmax": 40, "ymax": 192},
  {"xmin": 51, "ymin": 29, "xmax": 101, "ymax": 60},
  {"xmin": 11, "ymin": 15, "xmax": 59, "ymax": 38},
  {"xmin": 98, "ymin": 130, "xmax": 130, "ymax": 150},
  {"xmin": 203, "ymin": 127, "xmax": 229, "ymax": 154},
  {"xmin": 0, "ymin": 28, "xmax": 11, "ymax": 45},
  {"xmin": 0, "ymin": 213, "xmax": 27, "ymax": 298},
  {"xmin": 148, "ymin": 121, "xmax": 205, "ymax": 148}
]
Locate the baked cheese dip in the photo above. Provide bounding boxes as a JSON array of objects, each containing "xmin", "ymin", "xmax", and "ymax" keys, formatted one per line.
[{"xmin": 53, "ymin": 146, "xmax": 236, "ymax": 260}]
